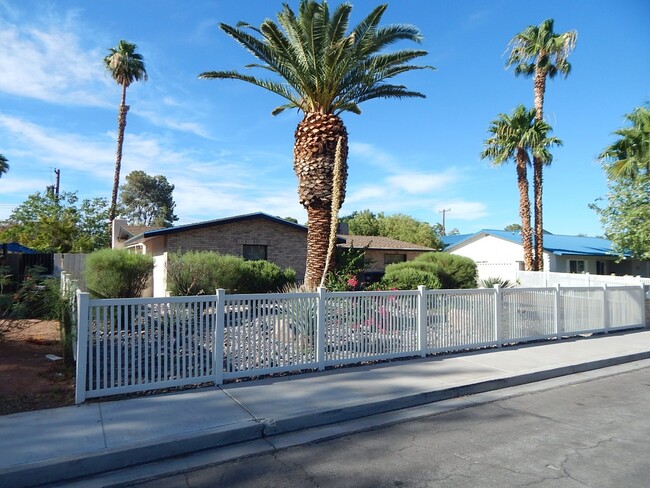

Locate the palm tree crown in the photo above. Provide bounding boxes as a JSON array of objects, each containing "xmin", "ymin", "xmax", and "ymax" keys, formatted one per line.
[
  {"xmin": 200, "ymin": 1, "xmax": 432, "ymax": 116},
  {"xmin": 104, "ymin": 40, "xmax": 148, "ymax": 92},
  {"xmin": 200, "ymin": 0, "xmax": 432, "ymax": 288},
  {"xmin": 600, "ymin": 106, "xmax": 650, "ymax": 180},
  {"xmin": 506, "ymin": 18, "xmax": 577, "ymax": 83},
  {"xmin": 0, "ymin": 154, "xmax": 8, "ymax": 178}
]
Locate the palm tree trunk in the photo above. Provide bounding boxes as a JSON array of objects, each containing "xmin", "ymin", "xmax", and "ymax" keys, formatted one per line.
[
  {"xmin": 516, "ymin": 148, "xmax": 534, "ymax": 271},
  {"xmin": 108, "ymin": 84, "xmax": 129, "ymax": 223},
  {"xmin": 305, "ymin": 205, "xmax": 332, "ymax": 289},
  {"xmin": 533, "ymin": 155, "xmax": 544, "ymax": 270},
  {"xmin": 293, "ymin": 112, "xmax": 349, "ymax": 290},
  {"xmin": 532, "ymin": 66, "xmax": 547, "ymax": 270}
]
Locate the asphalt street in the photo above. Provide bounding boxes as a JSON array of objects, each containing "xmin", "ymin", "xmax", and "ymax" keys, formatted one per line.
[{"xmin": 125, "ymin": 365, "xmax": 650, "ymax": 488}]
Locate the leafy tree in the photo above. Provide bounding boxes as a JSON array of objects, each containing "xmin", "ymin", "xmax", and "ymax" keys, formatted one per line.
[
  {"xmin": 200, "ymin": 0, "xmax": 432, "ymax": 289},
  {"xmin": 481, "ymin": 105, "xmax": 561, "ymax": 271},
  {"xmin": 104, "ymin": 40, "xmax": 148, "ymax": 223},
  {"xmin": 590, "ymin": 174, "xmax": 650, "ymax": 260},
  {"xmin": 0, "ymin": 191, "xmax": 109, "ymax": 252},
  {"xmin": 507, "ymin": 18, "xmax": 577, "ymax": 270},
  {"xmin": 341, "ymin": 209, "xmax": 380, "ymax": 236},
  {"xmin": 0, "ymin": 154, "xmax": 8, "ymax": 179},
  {"xmin": 119, "ymin": 170, "xmax": 178, "ymax": 227},
  {"xmin": 599, "ymin": 106, "xmax": 650, "ymax": 180},
  {"xmin": 342, "ymin": 210, "xmax": 441, "ymax": 248},
  {"xmin": 504, "ymin": 223, "xmax": 522, "ymax": 231},
  {"xmin": 282, "ymin": 216, "xmax": 299, "ymax": 224},
  {"xmin": 377, "ymin": 213, "xmax": 440, "ymax": 248}
]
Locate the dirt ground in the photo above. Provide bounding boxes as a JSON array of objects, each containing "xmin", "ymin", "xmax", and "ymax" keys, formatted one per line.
[{"xmin": 0, "ymin": 320, "xmax": 75, "ymax": 415}]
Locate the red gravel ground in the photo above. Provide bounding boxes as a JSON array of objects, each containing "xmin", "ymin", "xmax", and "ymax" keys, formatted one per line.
[{"xmin": 0, "ymin": 320, "xmax": 75, "ymax": 415}]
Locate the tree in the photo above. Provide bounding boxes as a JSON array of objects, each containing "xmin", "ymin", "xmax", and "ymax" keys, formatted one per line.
[
  {"xmin": 507, "ymin": 18, "xmax": 577, "ymax": 270},
  {"xmin": 590, "ymin": 173, "xmax": 650, "ymax": 260},
  {"xmin": 0, "ymin": 191, "xmax": 109, "ymax": 252},
  {"xmin": 119, "ymin": 170, "xmax": 178, "ymax": 227},
  {"xmin": 599, "ymin": 106, "xmax": 650, "ymax": 180},
  {"xmin": 341, "ymin": 209, "xmax": 380, "ymax": 236},
  {"xmin": 342, "ymin": 209, "xmax": 441, "ymax": 248},
  {"xmin": 200, "ymin": 1, "xmax": 432, "ymax": 289},
  {"xmin": 104, "ymin": 40, "xmax": 148, "ymax": 224},
  {"xmin": 0, "ymin": 154, "xmax": 8, "ymax": 179},
  {"xmin": 504, "ymin": 223, "xmax": 522, "ymax": 231},
  {"xmin": 481, "ymin": 105, "xmax": 561, "ymax": 271},
  {"xmin": 592, "ymin": 107, "xmax": 650, "ymax": 259}
]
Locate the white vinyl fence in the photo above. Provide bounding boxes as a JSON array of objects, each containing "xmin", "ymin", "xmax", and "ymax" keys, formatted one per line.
[
  {"xmin": 72, "ymin": 284, "xmax": 646, "ymax": 403},
  {"xmin": 517, "ymin": 270, "xmax": 650, "ymax": 288}
]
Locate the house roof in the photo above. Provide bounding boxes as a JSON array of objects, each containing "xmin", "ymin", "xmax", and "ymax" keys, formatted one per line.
[
  {"xmin": 441, "ymin": 229, "xmax": 622, "ymax": 257},
  {"xmin": 338, "ymin": 235, "xmax": 435, "ymax": 252},
  {"xmin": 124, "ymin": 212, "xmax": 309, "ymax": 246},
  {"xmin": 1, "ymin": 242, "xmax": 40, "ymax": 254}
]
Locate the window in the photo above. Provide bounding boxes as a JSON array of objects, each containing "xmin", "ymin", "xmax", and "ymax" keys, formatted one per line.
[
  {"xmin": 596, "ymin": 261, "xmax": 605, "ymax": 275},
  {"xmin": 243, "ymin": 244, "xmax": 267, "ymax": 261},
  {"xmin": 384, "ymin": 253, "xmax": 406, "ymax": 265},
  {"xmin": 569, "ymin": 260, "xmax": 585, "ymax": 273}
]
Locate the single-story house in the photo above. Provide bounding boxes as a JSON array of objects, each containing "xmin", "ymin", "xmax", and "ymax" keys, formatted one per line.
[
  {"xmin": 441, "ymin": 229, "xmax": 650, "ymax": 281},
  {"xmin": 113, "ymin": 213, "xmax": 310, "ymax": 296},
  {"xmin": 338, "ymin": 234, "xmax": 436, "ymax": 279}
]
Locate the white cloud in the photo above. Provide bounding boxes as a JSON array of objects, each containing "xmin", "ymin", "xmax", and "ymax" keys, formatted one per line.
[
  {"xmin": 386, "ymin": 171, "xmax": 457, "ymax": 194},
  {"xmin": 0, "ymin": 16, "xmax": 110, "ymax": 106}
]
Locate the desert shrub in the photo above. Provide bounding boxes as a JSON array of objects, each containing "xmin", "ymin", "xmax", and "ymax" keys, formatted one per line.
[
  {"xmin": 380, "ymin": 266, "xmax": 442, "ymax": 290},
  {"xmin": 167, "ymin": 251, "xmax": 296, "ymax": 295},
  {"xmin": 167, "ymin": 251, "xmax": 242, "ymax": 295},
  {"xmin": 478, "ymin": 277, "xmax": 516, "ymax": 288},
  {"xmin": 414, "ymin": 252, "xmax": 477, "ymax": 289},
  {"xmin": 239, "ymin": 260, "xmax": 296, "ymax": 293},
  {"xmin": 0, "ymin": 266, "xmax": 64, "ymax": 340},
  {"xmin": 85, "ymin": 249, "xmax": 153, "ymax": 298}
]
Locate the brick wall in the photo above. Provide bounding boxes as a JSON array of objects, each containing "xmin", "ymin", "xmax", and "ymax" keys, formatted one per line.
[{"xmin": 165, "ymin": 218, "xmax": 307, "ymax": 280}]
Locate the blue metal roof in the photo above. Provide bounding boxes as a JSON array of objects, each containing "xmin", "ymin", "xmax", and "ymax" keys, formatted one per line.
[
  {"xmin": 1, "ymin": 242, "xmax": 40, "ymax": 254},
  {"xmin": 442, "ymin": 230, "xmax": 621, "ymax": 257}
]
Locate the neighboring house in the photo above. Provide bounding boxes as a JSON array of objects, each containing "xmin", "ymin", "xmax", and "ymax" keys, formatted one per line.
[
  {"xmin": 442, "ymin": 229, "xmax": 650, "ymax": 281},
  {"xmin": 111, "ymin": 220, "xmax": 163, "ymax": 250},
  {"xmin": 338, "ymin": 235, "xmax": 436, "ymax": 279},
  {"xmin": 115, "ymin": 213, "xmax": 309, "ymax": 296}
]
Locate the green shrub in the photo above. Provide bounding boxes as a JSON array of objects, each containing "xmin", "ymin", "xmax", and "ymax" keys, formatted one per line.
[
  {"xmin": 167, "ymin": 251, "xmax": 296, "ymax": 295},
  {"xmin": 414, "ymin": 252, "xmax": 477, "ymax": 289},
  {"xmin": 85, "ymin": 249, "xmax": 153, "ymax": 298},
  {"xmin": 239, "ymin": 260, "xmax": 296, "ymax": 293},
  {"xmin": 380, "ymin": 266, "xmax": 442, "ymax": 290}
]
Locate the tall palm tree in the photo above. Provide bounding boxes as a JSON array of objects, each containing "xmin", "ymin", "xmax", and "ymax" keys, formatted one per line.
[
  {"xmin": 506, "ymin": 19, "xmax": 577, "ymax": 270},
  {"xmin": 104, "ymin": 40, "xmax": 148, "ymax": 223},
  {"xmin": 481, "ymin": 106, "xmax": 562, "ymax": 271},
  {"xmin": 199, "ymin": 0, "xmax": 432, "ymax": 289},
  {"xmin": 0, "ymin": 154, "xmax": 8, "ymax": 178},
  {"xmin": 599, "ymin": 106, "xmax": 650, "ymax": 180}
]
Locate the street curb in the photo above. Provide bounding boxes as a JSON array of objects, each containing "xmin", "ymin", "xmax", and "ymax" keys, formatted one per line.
[
  {"xmin": 3, "ymin": 351, "xmax": 650, "ymax": 488},
  {"xmin": 0, "ymin": 422, "xmax": 263, "ymax": 488}
]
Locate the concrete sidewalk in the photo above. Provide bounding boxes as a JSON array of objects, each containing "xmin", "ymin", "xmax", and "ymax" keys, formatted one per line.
[{"xmin": 2, "ymin": 330, "xmax": 650, "ymax": 488}]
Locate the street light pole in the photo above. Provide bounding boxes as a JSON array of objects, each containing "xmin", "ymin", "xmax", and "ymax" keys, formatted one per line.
[{"xmin": 439, "ymin": 208, "xmax": 451, "ymax": 235}]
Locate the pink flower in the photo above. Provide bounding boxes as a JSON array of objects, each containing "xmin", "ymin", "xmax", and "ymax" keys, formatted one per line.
[{"xmin": 347, "ymin": 276, "xmax": 359, "ymax": 288}]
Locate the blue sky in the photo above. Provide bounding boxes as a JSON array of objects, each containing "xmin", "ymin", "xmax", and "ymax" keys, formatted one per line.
[{"xmin": 0, "ymin": 0, "xmax": 648, "ymax": 236}]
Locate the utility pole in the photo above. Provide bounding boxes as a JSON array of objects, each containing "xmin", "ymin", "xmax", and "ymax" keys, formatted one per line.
[
  {"xmin": 54, "ymin": 168, "xmax": 60, "ymax": 196},
  {"xmin": 439, "ymin": 208, "xmax": 451, "ymax": 235}
]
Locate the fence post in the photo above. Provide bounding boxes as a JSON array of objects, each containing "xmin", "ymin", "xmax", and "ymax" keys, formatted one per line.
[
  {"xmin": 554, "ymin": 284, "xmax": 561, "ymax": 340},
  {"xmin": 493, "ymin": 284, "xmax": 502, "ymax": 346},
  {"xmin": 417, "ymin": 285, "xmax": 427, "ymax": 357},
  {"xmin": 214, "ymin": 289, "xmax": 225, "ymax": 385},
  {"xmin": 75, "ymin": 290, "xmax": 90, "ymax": 404},
  {"xmin": 603, "ymin": 284, "xmax": 610, "ymax": 333},
  {"xmin": 316, "ymin": 287, "xmax": 326, "ymax": 371}
]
